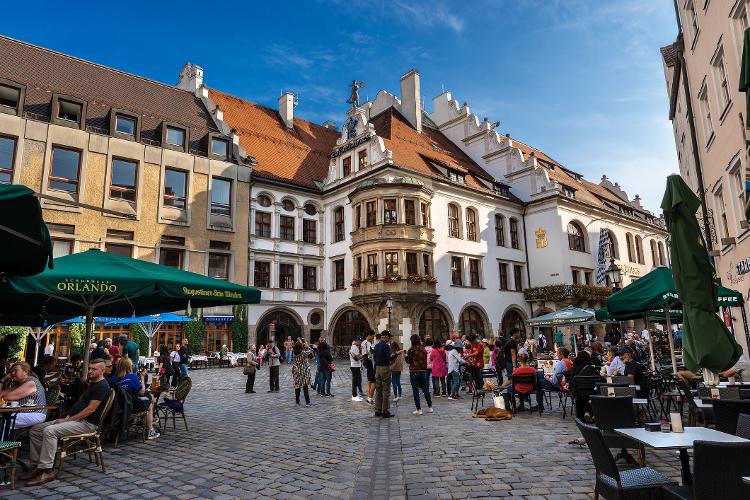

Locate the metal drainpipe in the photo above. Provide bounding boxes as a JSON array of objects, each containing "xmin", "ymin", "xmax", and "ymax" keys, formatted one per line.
[{"xmin": 521, "ymin": 203, "xmax": 532, "ymax": 292}]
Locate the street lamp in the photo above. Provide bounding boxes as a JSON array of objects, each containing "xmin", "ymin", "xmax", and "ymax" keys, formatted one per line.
[
  {"xmin": 605, "ymin": 257, "xmax": 622, "ymax": 291},
  {"xmin": 385, "ymin": 295, "xmax": 394, "ymax": 334}
]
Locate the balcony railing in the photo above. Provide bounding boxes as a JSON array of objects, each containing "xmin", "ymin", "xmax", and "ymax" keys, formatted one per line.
[
  {"xmin": 351, "ymin": 224, "xmax": 434, "ymax": 246},
  {"xmin": 523, "ymin": 283, "xmax": 612, "ymax": 303},
  {"xmin": 351, "ymin": 275, "xmax": 437, "ymax": 296}
]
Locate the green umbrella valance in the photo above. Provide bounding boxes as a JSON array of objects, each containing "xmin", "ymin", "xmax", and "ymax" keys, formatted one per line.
[{"xmin": 528, "ymin": 306, "xmax": 595, "ymax": 327}]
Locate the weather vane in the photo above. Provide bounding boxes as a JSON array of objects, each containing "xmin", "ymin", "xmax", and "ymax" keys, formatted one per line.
[{"xmin": 347, "ymin": 80, "xmax": 365, "ymax": 108}]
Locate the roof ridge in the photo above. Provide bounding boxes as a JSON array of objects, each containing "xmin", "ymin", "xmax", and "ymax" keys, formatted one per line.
[{"xmin": 0, "ymin": 34, "xmax": 193, "ymax": 95}]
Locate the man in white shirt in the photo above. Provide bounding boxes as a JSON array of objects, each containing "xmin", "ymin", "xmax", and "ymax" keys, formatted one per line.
[
  {"xmin": 641, "ymin": 329, "xmax": 650, "ymax": 343},
  {"xmin": 360, "ymin": 333, "xmax": 375, "ymax": 404},
  {"xmin": 350, "ymin": 337, "xmax": 364, "ymax": 401},
  {"xmin": 44, "ymin": 342, "xmax": 54, "ymax": 357},
  {"xmin": 605, "ymin": 347, "xmax": 626, "ymax": 376}
]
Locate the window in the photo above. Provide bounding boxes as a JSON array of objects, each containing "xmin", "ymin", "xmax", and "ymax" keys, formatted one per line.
[
  {"xmin": 459, "ymin": 307, "xmax": 484, "ymax": 336},
  {"xmin": 334, "ymin": 260, "xmax": 345, "ymax": 289},
  {"xmin": 0, "ymin": 83, "xmax": 21, "ymax": 115},
  {"xmin": 658, "ymin": 242, "xmax": 666, "ymax": 266},
  {"xmin": 495, "ymin": 214, "xmax": 506, "ymax": 246},
  {"xmin": 354, "ymin": 205, "xmax": 361, "ymax": 230},
  {"xmin": 52, "ymin": 239, "xmax": 73, "ymax": 258},
  {"xmin": 626, "ymin": 233, "xmax": 635, "ymax": 262},
  {"xmin": 279, "ymin": 264, "xmax": 294, "ymax": 289},
  {"xmin": 451, "ymin": 256, "xmax": 463, "ymax": 286},
  {"xmin": 163, "ymin": 168, "xmax": 187, "ymax": 209},
  {"xmin": 56, "ymin": 98, "xmax": 83, "ymax": 126},
  {"xmin": 366, "ymin": 201, "xmax": 377, "ymax": 227},
  {"xmin": 210, "ymin": 137, "xmax": 229, "ymax": 159},
  {"xmin": 420, "ymin": 202, "xmax": 430, "ymax": 227},
  {"xmin": 115, "ymin": 114, "xmax": 136, "ymax": 137},
  {"xmin": 447, "ymin": 169, "xmax": 465, "ymax": 184},
  {"xmin": 405, "ymin": 200, "xmax": 416, "ymax": 225},
  {"xmin": 572, "ymin": 269, "xmax": 579, "ymax": 285},
  {"xmin": 0, "ymin": 136, "xmax": 16, "ymax": 183},
  {"xmin": 367, "ymin": 253, "xmax": 378, "ymax": 278},
  {"xmin": 422, "ymin": 254, "xmax": 431, "ymax": 275},
  {"xmin": 159, "ymin": 246, "xmax": 183, "ymax": 269},
  {"xmin": 499, "ymin": 262, "xmax": 508, "ymax": 290},
  {"xmin": 685, "ymin": 0, "xmax": 699, "ymax": 44},
  {"xmin": 419, "ymin": 307, "xmax": 449, "ymax": 341},
  {"xmin": 48, "ymin": 223, "xmax": 75, "ymax": 235},
  {"xmin": 635, "ymin": 235, "xmax": 644, "ymax": 264},
  {"xmin": 303, "ymin": 266, "xmax": 317, "ymax": 291},
  {"xmin": 562, "ymin": 186, "xmax": 576, "ymax": 198},
  {"xmin": 466, "ymin": 208, "xmax": 477, "ymax": 241},
  {"xmin": 281, "ymin": 199, "xmax": 295, "ymax": 212},
  {"xmin": 48, "ymin": 146, "xmax": 81, "ymax": 193},
  {"xmin": 698, "ymin": 84, "xmax": 714, "ymax": 145},
  {"xmin": 448, "ymin": 204, "xmax": 460, "ymax": 238},
  {"xmin": 406, "ymin": 252, "xmax": 417, "ymax": 275},
  {"xmin": 105, "ymin": 242, "xmax": 132, "ymax": 257},
  {"xmin": 342, "ymin": 156, "xmax": 351, "ymax": 177},
  {"xmin": 513, "ymin": 265, "xmax": 523, "ymax": 291},
  {"xmin": 650, "ymin": 240, "xmax": 658, "ymax": 266},
  {"xmin": 106, "ymin": 229, "xmax": 134, "ymax": 240},
  {"xmin": 254, "ymin": 261, "xmax": 270, "ymax": 288},
  {"xmin": 166, "ymin": 126, "xmax": 186, "ymax": 150},
  {"xmin": 355, "ymin": 255, "xmax": 362, "ymax": 278},
  {"xmin": 334, "ymin": 207, "xmax": 345, "ymax": 242},
  {"xmin": 606, "ymin": 230, "xmax": 618, "ymax": 259},
  {"xmin": 567, "ymin": 222, "xmax": 585, "ymax": 252},
  {"xmin": 469, "ymin": 259, "xmax": 480, "ymax": 288},
  {"xmin": 383, "ymin": 199, "xmax": 397, "ymax": 225},
  {"xmin": 280, "ymin": 215, "xmax": 295, "ymax": 240},
  {"xmin": 303, "ymin": 219, "xmax": 317, "ymax": 243},
  {"xmin": 210, "ymin": 178, "xmax": 231, "ymax": 216},
  {"xmin": 358, "ymin": 149, "xmax": 368, "ymax": 169},
  {"xmin": 110, "ymin": 158, "xmax": 137, "ymax": 202},
  {"xmin": 711, "ymin": 47, "xmax": 731, "ymax": 114},
  {"xmin": 304, "ymin": 203, "xmax": 317, "ymax": 215},
  {"xmin": 258, "ymin": 194, "xmax": 272, "ymax": 207},
  {"xmin": 255, "ymin": 212, "xmax": 271, "ymax": 238},
  {"xmin": 208, "ymin": 241, "xmax": 231, "ymax": 280},
  {"xmin": 509, "ymin": 218, "xmax": 519, "ymax": 249},
  {"xmin": 584, "ymin": 271, "xmax": 592, "ymax": 285},
  {"xmin": 385, "ymin": 252, "xmax": 399, "ymax": 276},
  {"xmin": 716, "ymin": 189, "xmax": 730, "ymax": 240}
]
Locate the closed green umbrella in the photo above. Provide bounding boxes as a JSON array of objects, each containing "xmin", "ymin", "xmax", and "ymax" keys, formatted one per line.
[
  {"xmin": 0, "ymin": 249, "xmax": 260, "ymax": 373},
  {"xmin": 527, "ymin": 306, "xmax": 595, "ymax": 326},
  {"xmin": 0, "ymin": 184, "xmax": 53, "ymax": 277},
  {"xmin": 661, "ymin": 175, "xmax": 742, "ymax": 373},
  {"xmin": 740, "ymin": 27, "xmax": 750, "ymax": 222}
]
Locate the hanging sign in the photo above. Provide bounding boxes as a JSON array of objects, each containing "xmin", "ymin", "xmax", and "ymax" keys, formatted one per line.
[{"xmin": 736, "ymin": 256, "xmax": 750, "ymax": 275}]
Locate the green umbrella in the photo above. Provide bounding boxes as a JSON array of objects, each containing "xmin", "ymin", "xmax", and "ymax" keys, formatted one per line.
[
  {"xmin": 528, "ymin": 306, "xmax": 595, "ymax": 326},
  {"xmin": 740, "ymin": 27, "xmax": 750, "ymax": 221},
  {"xmin": 0, "ymin": 249, "xmax": 261, "ymax": 373},
  {"xmin": 0, "ymin": 184, "xmax": 53, "ymax": 276},
  {"xmin": 661, "ymin": 175, "xmax": 742, "ymax": 374},
  {"xmin": 594, "ymin": 305, "xmax": 683, "ymax": 322}
]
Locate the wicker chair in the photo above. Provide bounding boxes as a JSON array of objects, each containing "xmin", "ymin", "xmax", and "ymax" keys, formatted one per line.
[
  {"xmin": 598, "ymin": 385, "xmax": 637, "ymax": 398},
  {"xmin": 736, "ymin": 413, "xmax": 750, "ymax": 439},
  {"xmin": 113, "ymin": 410, "xmax": 149, "ymax": 448},
  {"xmin": 576, "ymin": 418, "xmax": 675, "ymax": 500},
  {"xmin": 590, "ymin": 395, "xmax": 645, "ymax": 466},
  {"xmin": 56, "ymin": 388, "xmax": 115, "ymax": 476},
  {"xmin": 710, "ymin": 399, "xmax": 750, "ymax": 435},
  {"xmin": 510, "ymin": 372, "xmax": 543, "ymax": 415},
  {"xmin": 662, "ymin": 441, "xmax": 750, "ymax": 499},
  {"xmin": 0, "ymin": 440, "xmax": 22, "ymax": 489},
  {"xmin": 157, "ymin": 377, "xmax": 192, "ymax": 433}
]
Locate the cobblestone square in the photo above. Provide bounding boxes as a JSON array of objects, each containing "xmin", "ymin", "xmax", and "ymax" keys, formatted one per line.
[{"xmin": 0, "ymin": 366, "xmax": 685, "ymax": 499}]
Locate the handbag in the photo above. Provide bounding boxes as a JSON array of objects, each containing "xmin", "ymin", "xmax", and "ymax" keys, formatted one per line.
[
  {"xmin": 327, "ymin": 362, "xmax": 336, "ymax": 372},
  {"xmin": 243, "ymin": 365, "xmax": 255, "ymax": 375},
  {"xmin": 493, "ymin": 395, "xmax": 505, "ymax": 410},
  {"xmin": 158, "ymin": 366, "xmax": 166, "ymax": 376}
]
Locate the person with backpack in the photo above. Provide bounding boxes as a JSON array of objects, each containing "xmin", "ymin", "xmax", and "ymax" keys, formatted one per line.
[
  {"xmin": 406, "ymin": 334, "xmax": 432, "ymax": 415},
  {"xmin": 492, "ymin": 341, "xmax": 506, "ymax": 385}
]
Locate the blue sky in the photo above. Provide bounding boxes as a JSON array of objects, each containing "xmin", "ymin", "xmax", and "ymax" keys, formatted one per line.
[{"xmin": 3, "ymin": 0, "xmax": 677, "ymax": 211}]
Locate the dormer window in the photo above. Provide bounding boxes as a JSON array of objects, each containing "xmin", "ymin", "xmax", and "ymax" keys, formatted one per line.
[
  {"xmin": 110, "ymin": 109, "xmax": 140, "ymax": 141},
  {"xmin": 0, "ymin": 80, "xmax": 23, "ymax": 116},
  {"xmin": 161, "ymin": 123, "xmax": 187, "ymax": 151},
  {"xmin": 493, "ymin": 183, "xmax": 510, "ymax": 197},
  {"xmin": 116, "ymin": 115, "xmax": 136, "ymax": 136},
  {"xmin": 52, "ymin": 95, "xmax": 86, "ymax": 129},
  {"xmin": 210, "ymin": 136, "xmax": 229, "ymax": 159},
  {"xmin": 447, "ymin": 170, "xmax": 465, "ymax": 184},
  {"xmin": 562, "ymin": 186, "xmax": 576, "ymax": 199}
]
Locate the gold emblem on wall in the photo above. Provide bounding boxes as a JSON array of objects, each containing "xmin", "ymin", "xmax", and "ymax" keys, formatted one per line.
[{"xmin": 535, "ymin": 228, "xmax": 547, "ymax": 248}]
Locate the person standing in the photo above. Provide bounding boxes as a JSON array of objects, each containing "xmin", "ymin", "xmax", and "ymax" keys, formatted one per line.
[
  {"xmin": 120, "ymin": 335, "xmax": 140, "ymax": 373},
  {"xmin": 245, "ymin": 344, "xmax": 257, "ymax": 394},
  {"xmin": 446, "ymin": 342, "xmax": 465, "ymax": 399},
  {"xmin": 504, "ymin": 329, "xmax": 520, "ymax": 382},
  {"xmin": 284, "ymin": 336, "xmax": 293, "ymax": 365},
  {"xmin": 291, "ymin": 341, "xmax": 312, "ymax": 406},
  {"xmin": 390, "ymin": 341, "xmax": 403, "ymax": 401},
  {"xmin": 267, "ymin": 340, "xmax": 281, "ymax": 392},
  {"xmin": 317, "ymin": 340, "xmax": 334, "ymax": 397},
  {"xmin": 373, "ymin": 331, "xmax": 395, "ymax": 418},
  {"xmin": 156, "ymin": 345, "xmax": 172, "ymax": 388},
  {"xmin": 429, "ymin": 339, "xmax": 448, "ymax": 397},
  {"xmin": 554, "ymin": 330, "xmax": 564, "ymax": 351},
  {"xmin": 169, "ymin": 343, "xmax": 181, "ymax": 387},
  {"xmin": 361, "ymin": 333, "xmax": 376, "ymax": 404},
  {"xmin": 424, "ymin": 338, "xmax": 434, "ymax": 392},
  {"xmin": 350, "ymin": 337, "xmax": 364, "ymax": 401},
  {"xmin": 406, "ymin": 334, "xmax": 432, "ymax": 415},
  {"xmin": 178, "ymin": 338, "xmax": 190, "ymax": 379}
]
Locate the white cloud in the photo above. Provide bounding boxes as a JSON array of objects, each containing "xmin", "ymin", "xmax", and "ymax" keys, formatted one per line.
[{"xmin": 392, "ymin": 1, "xmax": 465, "ymax": 32}]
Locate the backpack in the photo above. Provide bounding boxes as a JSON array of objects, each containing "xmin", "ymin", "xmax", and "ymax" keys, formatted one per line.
[{"xmin": 492, "ymin": 347, "xmax": 505, "ymax": 368}]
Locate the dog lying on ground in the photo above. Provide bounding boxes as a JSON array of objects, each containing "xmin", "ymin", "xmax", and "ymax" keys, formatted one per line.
[{"xmin": 472, "ymin": 407, "xmax": 512, "ymax": 420}]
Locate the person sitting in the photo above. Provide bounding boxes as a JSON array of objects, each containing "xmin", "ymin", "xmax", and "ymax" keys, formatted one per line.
[
  {"xmin": 511, "ymin": 352, "xmax": 543, "ymax": 411},
  {"xmin": 537, "ymin": 347, "xmax": 570, "ymax": 391},
  {"xmin": 33, "ymin": 355, "xmax": 61, "ymax": 389},
  {"xmin": 0, "ymin": 362, "xmax": 47, "ymax": 428},
  {"xmin": 603, "ymin": 347, "xmax": 625, "ymax": 376},
  {"xmin": 570, "ymin": 351, "xmax": 600, "ymax": 421},
  {"xmin": 25, "ymin": 358, "xmax": 111, "ymax": 486},
  {"xmin": 620, "ymin": 348, "xmax": 648, "ymax": 398},
  {"xmin": 108, "ymin": 357, "xmax": 160, "ymax": 440}
]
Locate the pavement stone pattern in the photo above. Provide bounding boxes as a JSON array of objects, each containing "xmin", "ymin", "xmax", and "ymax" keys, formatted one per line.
[{"xmin": 0, "ymin": 363, "xmax": 685, "ymax": 499}]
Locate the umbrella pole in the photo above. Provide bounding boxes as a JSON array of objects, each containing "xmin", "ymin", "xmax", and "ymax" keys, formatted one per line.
[
  {"xmin": 32, "ymin": 327, "xmax": 39, "ymax": 367},
  {"xmin": 645, "ymin": 316, "xmax": 655, "ymax": 372},
  {"xmin": 740, "ymin": 302, "xmax": 750, "ymax": 355},
  {"xmin": 82, "ymin": 308, "xmax": 94, "ymax": 379},
  {"xmin": 664, "ymin": 306, "xmax": 677, "ymax": 374}
]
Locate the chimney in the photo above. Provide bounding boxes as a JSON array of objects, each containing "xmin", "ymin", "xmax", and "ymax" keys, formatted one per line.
[
  {"xmin": 278, "ymin": 92, "xmax": 295, "ymax": 129},
  {"xmin": 400, "ymin": 69, "xmax": 422, "ymax": 133},
  {"xmin": 177, "ymin": 62, "xmax": 203, "ymax": 92}
]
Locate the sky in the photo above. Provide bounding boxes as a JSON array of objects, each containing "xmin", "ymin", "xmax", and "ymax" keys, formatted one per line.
[{"xmin": 2, "ymin": 0, "xmax": 678, "ymax": 212}]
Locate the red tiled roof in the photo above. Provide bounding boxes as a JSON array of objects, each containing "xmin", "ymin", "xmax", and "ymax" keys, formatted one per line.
[
  {"xmin": 0, "ymin": 35, "xmax": 217, "ymax": 153},
  {"xmin": 209, "ymin": 89, "xmax": 339, "ymax": 189},
  {"xmin": 660, "ymin": 44, "xmax": 679, "ymax": 66}
]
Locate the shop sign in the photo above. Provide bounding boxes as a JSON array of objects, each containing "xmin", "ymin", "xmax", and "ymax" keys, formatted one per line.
[{"xmin": 736, "ymin": 256, "xmax": 750, "ymax": 276}]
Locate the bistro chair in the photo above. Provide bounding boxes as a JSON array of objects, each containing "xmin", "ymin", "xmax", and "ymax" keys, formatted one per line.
[
  {"xmin": 56, "ymin": 388, "xmax": 115, "ymax": 476},
  {"xmin": 698, "ymin": 385, "xmax": 741, "ymax": 401},
  {"xmin": 662, "ymin": 441, "xmax": 750, "ymax": 499},
  {"xmin": 598, "ymin": 385, "xmax": 637, "ymax": 398},
  {"xmin": 570, "ymin": 375, "xmax": 601, "ymax": 420},
  {"xmin": 673, "ymin": 377, "xmax": 705, "ymax": 426},
  {"xmin": 604, "ymin": 375, "xmax": 634, "ymax": 385},
  {"xmin": 590, "ymin": 395, "xmax": 645, "ymax": 466},
  {"xmin": 736, "ymin": 413, "xmax": 750, "ymax": 439},
  {"xmin": 510, "ymin": 372, "xmax": 542, "ymax": 416},
  {"xmin": 576, "ymin": 418, "xmax": 675, "ymax": 500},
  {"xmin": 0, "ymin": 413, "xmax": 21, "ymax": 490},
  {"xmin": 157, "ymin": 377, "xmax": 192, "ymax": 433},
  {"xmin": 710, "ymin": 399, "xmax": 750, "ymax": 435}
]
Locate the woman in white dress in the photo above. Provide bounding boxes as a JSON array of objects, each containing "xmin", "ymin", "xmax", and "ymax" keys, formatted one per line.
[{"xmin": 0, "ymin": 362, "xmax": 47, "ymax": 428}]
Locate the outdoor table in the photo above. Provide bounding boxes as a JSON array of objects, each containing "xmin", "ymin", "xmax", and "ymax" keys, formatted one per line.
[
  {"xmin": 632, "ymin": 398, "xmax": 648, "ymax": 405},
  {"xmin": 0, "ymin": 405, "xmax": 59, "ymax": 440},
  {"xmin": 614, "ymin": 427, "xmax": 748, "ymax": 485}
]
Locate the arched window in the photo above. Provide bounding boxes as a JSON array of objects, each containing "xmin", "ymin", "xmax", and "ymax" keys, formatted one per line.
[
  {"xmin": 606, "ymin": 230, "xmax": 618, "ymax": 259},
  {"xmin": 635, "ymin": 235, "xmax": 644, "ymax": 264},
  {"xmin": 567, "ymin": 221, "xmax": 585, "ymax": 252},
  {"xmin": 509, "ymin": 218, "xmax": 519, "ymax": 249},
  {"xmin": 650, "ymin": 240, "xmax": 658, "ymax": 267},
  {"xmin": 501, "ymin": 309, "xmax": 526, "ymax": 336},
  {"xmin": 466, "ymin": 208, "xmax": 477, "ymax": 241},
  {"xmin": 448, "ymin": 204, "xmax": 460, "ymax": 238},
  {"xmin": 626, "ymin": 233, "xmax": 634, "ymax": 262},
  {"xmin": 257, "ymin": 194, "xmax": 272, "ymax": 207},
  {"xmin": 459, "ymin": 307, "xmax": 485, "ymax": 336},
  {"xmin": 419, "ymin": 306, "xmax": 449, "ymax": 341},
  {"xmin": 256, "ymin": 310, "xmax": 302, "ymax": 347},
  {"xmin": 331, "ymin": 309, "xmax": 373, "ymax": 346},
  {"xmin": 495, "ymin": 214, "xmax": 505, "ymax": 246},
  {"xmin": 281, "ymin": 199, "xmax": 295, "ymax": 212},
  {"xmin": 658, "ymin": 242, "xmax": 666, "ymax": 266}
]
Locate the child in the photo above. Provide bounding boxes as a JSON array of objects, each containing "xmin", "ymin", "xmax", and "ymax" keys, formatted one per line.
[
  {"xmin": 390, "ymin": 341, "xmax": 403, "ymax": 401},
  {"xmin": 257, "ymin": 344, "xmax": 266, "ymax": 367}
]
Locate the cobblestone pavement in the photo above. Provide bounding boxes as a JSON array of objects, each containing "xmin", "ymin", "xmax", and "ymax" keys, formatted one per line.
[{"xmin": 1, "ymin": 365, "xmax": 685, "ymax": 499}]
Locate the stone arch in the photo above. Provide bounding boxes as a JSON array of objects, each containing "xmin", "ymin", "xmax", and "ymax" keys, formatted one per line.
[
  {"xmin": 301, "ymin": 200, "xmax": 322, "ymax": 216},
  {"xmin": 417, "ymin": 301, "xmax": 454, "ymax": 342},
  {"xmin": 256, "ymin": 307, "xmax": 305, "ymax": 347},
  {"xmin": 567, "ymin": 219, "xmax": 587, "ymax": 252},
  {"xmin": 500, "ymin": 305, "xmax": 528, "ymax": 337},
  {"xmin": 329, "ymin": 306, "xmax": 374, "ymax": 347},
  {"xmin": 457, "ymin": 302, "xmax": 490, "ymax": 338},
  {"xmin": 606, "ymin": 229, "xmax": 619, "ymax": 259},
  {"xmin": 254, "ymin": 191, "xmax": 276, "ymax": 206},
  {"xmin": 279, "ymin": 195, "xmax": 298, "ymax": 212}
]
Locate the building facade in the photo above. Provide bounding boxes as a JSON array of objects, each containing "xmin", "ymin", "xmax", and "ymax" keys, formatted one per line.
[{"xmin": 661, "ymin": 1, "xmax": 750, "ymax": 353}]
